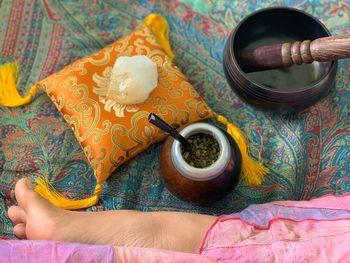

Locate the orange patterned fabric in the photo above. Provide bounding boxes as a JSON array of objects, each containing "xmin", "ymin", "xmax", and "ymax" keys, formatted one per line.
[{"xmin": 38, "ymin": 26, "xmax": 214, "ymax": 183}]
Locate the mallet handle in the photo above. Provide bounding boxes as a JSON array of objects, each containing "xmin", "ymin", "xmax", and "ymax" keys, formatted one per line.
[{"xmin": 237, "ymin": 35, "xmax": 350, "ymax": 72}]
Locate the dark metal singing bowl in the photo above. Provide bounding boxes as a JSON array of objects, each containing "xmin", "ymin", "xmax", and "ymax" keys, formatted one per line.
[{"xmin": 223, "ymin": 7, "xmax": 337, "ymax": 112}]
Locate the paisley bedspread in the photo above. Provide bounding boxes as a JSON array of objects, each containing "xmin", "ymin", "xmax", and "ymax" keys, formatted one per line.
[{"xmin": 0, "ymin": 0, "xmax": 349, "ymax": 238}]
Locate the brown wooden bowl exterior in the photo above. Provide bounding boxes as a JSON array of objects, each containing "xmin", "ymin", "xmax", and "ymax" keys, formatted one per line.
[{"xmin": 159, "ymin": 130, "xmax": 241, "ymax": 205}]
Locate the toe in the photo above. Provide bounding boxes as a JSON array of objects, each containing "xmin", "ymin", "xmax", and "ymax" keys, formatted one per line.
[
  {"xmin": 8, "ymin": 206, "xmax": 27, "ymax": 224},
  {"xmin": 13, "ymin": 223, "xmax": 27, "ymax": 239},
  {"xmin": 15, "ymin": 178, "xmax": 35, "ymax": 208}
]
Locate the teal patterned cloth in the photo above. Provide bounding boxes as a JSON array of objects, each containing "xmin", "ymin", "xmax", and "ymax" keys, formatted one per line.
[{"xmin": 0, "ymin": 1, "xmax": 349, "ymax": 239}]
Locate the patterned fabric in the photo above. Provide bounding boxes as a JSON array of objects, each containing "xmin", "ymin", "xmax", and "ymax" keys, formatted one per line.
[
  {"xmin": 39, "ymin": 25, "xmax": 212, "ymax": 184},
  {"xmin": 0, "ymin": 0, "xmax": 349, "ymax": 239}
]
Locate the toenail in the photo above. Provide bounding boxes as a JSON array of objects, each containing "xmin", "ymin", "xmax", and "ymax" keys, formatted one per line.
[
  {"xmin": 26, "ymin": 179, "xmax": 33, "ymax": 189},
  {"xmin": 10, "ymin": 190, "xmax": 16, "ymax": 200}
]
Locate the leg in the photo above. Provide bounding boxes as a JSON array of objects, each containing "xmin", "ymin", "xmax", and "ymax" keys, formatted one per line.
[{"xmin": 7, "ymin": 178, "xmax": 216, "ymax": 253}]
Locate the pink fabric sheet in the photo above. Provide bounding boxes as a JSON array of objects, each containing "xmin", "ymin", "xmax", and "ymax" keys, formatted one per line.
[
  {"xmin": 0, "ymin": 240, "xmax": 214, "ymax": 262},
  {"xmin": 199, "ymin": 194, "xmax": 350, "ymax": 262},
  {"xmin": 0, "ymin": 240, "xmax": 116, "ymax": 263}
]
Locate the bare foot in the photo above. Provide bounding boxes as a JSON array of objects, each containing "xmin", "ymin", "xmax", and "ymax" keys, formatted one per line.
[
  {"xmin": 8, "ymin": 178, "xmax": 68, "ymax": 240},
  {"xmin": 7, "ymin": 178, "xmax": 216, "ymax": 253},
  {"xmin": 7, "ymin": 178, "xmax": 146, "ymax": 245}
]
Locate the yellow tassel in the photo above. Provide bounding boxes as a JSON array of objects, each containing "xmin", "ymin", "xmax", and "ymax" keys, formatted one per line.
[
  {"xmin": 143, "ymin": 13, "xmax": 175, "ymax": 60},
  {"xmin": 34, "ymin": 177, "xmax": 101, "ymax": 210},
  {"xmin": 216, "ymin": 114, "xmax": 269, "ymax": 185},
  {"xmin": 0, "ymin": 62, "xmax": 38, "ymax": 107}
]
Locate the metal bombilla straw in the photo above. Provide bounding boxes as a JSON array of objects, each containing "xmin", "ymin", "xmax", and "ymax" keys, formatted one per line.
[{"xmin": 148, "ymin": 113, "xmax": 192, "ymax": 150}]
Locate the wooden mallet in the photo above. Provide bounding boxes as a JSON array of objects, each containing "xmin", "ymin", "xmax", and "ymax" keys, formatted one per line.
[{"xmin": 236, "ymin": 35, "xmax": 350, "ymax": 72}]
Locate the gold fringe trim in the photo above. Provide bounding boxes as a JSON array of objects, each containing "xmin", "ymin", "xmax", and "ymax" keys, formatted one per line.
[
  {"xmin": 34, "ymin": 177, "xmax": 101, "ymax": 210},
  {"xmin": 216, "ymin": 114, "xmax": 269, "ymax": 185},
  {"xmin": 143, "ymin": 13, "xmax": 175, "ymax": 60},
  {"xmin": 0, "ymin": 62, "xmax": 38, "ymax": 107}
]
